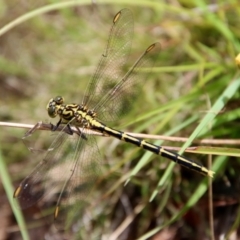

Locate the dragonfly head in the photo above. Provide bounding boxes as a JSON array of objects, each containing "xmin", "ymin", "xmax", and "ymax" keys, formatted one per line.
[{"xmin": 46, "ymin": 96, "xmax": 64, "ymax": 118}]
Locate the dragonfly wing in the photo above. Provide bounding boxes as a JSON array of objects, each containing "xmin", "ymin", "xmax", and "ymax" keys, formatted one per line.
[
  {"xmin": 95, "ymin": 42, "xmax": 161, "ymax": 122},
  {"xmin": 82, "ymin": 9, "xmax": 134, "ymax": 111},
  {"xmin": 14, "ymin": 128, "xmax": 83, "ymax": 209},
  {"xmin": 52, "ymin": 133, "xmax": 101, "ymax": 230}
]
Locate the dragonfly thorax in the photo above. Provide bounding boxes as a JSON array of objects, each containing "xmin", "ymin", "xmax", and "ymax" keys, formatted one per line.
[{"xmin": 47, "ymin": 96, "xmax": 97, "ymax": 127}]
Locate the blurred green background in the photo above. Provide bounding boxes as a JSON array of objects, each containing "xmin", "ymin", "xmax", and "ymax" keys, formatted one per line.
[{"xmin": 1, "ymin": 0, "xmax": 240, "ymax": 239}]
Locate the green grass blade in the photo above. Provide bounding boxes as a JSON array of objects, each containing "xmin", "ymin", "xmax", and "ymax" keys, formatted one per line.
[
  {"xmin": 0, "ymin": 151, "xmax": 30, "ymax": 240},
  {"xmin": 180, "ymin": 77, "xmax": 240, "ymax": 154},
  {"xmin": 149, "ymin": 77, "xmax": 240, "ymax": 201}
]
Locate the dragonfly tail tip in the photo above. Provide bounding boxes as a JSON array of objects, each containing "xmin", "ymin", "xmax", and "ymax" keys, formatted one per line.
[{"xmin": 208, "ymin": 170, "xmax": 215, "ymax": 178}]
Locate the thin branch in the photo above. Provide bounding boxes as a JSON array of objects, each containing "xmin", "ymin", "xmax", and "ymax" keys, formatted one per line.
[{"xmin": 1, "ymin": 121, "xmax": 240, "ymax": 146}]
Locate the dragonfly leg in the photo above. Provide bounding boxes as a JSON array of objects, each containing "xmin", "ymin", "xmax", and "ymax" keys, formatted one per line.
[
  {"xmin": 75, "ymin": 126, "xmax": 88, "ymax": 140},
  {"xmin": 23, "ymin": 121, "xmax": 44, "ymax": 138},
  {"xmin": 51, "ymin": 118, "xmax": 63, "ymax": 131},
  {"xmin": 22, "ymin": 122, "xmax": 51, "ymax": 152}
]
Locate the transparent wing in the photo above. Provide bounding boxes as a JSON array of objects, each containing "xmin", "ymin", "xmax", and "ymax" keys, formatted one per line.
[
  {"xmin": 14, "ymin": 131, "xmax": 69, "ymax": 209},
  {"xmin": 82, "ymin": 8, "xmax": 133, "ymax": 111},
  {"xmin": 94, "ymin": 42, "xmax": 161, "ymax": 122},
  {"xmin": 53, "ymin": 133, "xmax": 101, "ymax": 230},
  {"xmin": 14, "ymin": 127, "xmax": 101, "ymax": 217}
]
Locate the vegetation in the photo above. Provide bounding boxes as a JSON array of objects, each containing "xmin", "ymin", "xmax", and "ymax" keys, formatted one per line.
[{"xmin": 0, "ymin": 1, "xmax": 240, "ymax": 239}]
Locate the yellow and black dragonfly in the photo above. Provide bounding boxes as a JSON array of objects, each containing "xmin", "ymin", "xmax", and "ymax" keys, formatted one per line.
[{"xmin": 14, "ymin": 8, "xmax": 214, "ymax": 229}]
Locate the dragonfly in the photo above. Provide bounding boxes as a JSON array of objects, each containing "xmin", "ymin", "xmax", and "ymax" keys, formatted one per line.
[{"xmin": 14, "ymin": 8, "xmax": 214, "ymax": 229}]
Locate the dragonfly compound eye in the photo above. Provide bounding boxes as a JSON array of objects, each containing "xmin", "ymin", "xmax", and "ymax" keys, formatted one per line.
[
  {"xmin": 47, "ymin": 105, "xmax": 57, "ymax": 118},
  {"xmin": 54, "ymin": 96, "xmax": 64, "ymax": 105},
  {"xmin": 46, "ymin": 99, "xmax": 58, "ymax": 118}
]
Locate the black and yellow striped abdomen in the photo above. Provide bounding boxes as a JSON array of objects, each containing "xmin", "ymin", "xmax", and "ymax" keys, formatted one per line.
[{"xmin": 91, "ymin": 119, "xmax": 214, "ymax": 177}]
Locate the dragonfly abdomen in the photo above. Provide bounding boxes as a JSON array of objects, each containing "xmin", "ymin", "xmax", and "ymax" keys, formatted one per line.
[{"xmin": 93, "ymin": 123, "xmax": 213, "ymax": 177}]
